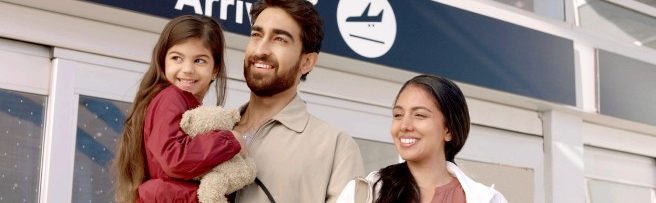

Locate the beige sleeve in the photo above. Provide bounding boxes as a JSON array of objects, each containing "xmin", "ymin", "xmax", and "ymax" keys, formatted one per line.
[{"xmin": 326, "ymin": 132, "xmax": 365, "ymax": 203}]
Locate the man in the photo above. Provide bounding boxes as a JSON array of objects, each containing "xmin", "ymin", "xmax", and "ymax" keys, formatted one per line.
[{"xmin": 233, "ymin": 0, "xmax": 365, "ymax": 202}]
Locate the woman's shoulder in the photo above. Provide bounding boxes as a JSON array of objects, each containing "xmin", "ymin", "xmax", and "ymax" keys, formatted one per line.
[
  {"xmin": 364, "ymin": 171, "xmax": 380, "ymax": 183},
  {"xmin": 336, "ymin": 171, "xmax": 379, "ymax": 203},
  {"xmin": 447, "ymin": 162, "xmax": 508, "ymax": 203},
  {"xmin": 490, "ymin": 189, "xmax": 508, "ymax": 203}
]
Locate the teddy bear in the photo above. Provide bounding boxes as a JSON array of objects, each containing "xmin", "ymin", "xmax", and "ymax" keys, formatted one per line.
[{"xmin": 179, "ymin": 105, "xmax": 257, "ymax": 203}]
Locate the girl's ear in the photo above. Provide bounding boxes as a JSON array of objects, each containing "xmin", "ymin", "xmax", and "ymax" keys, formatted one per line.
[
  {"xmin": 209, "ymin": 67, "xmax": 218, "ymax": 83},
  {"xmin": 214, "ymin": 66, "xmax": 220, "ymax": 78},
  {"xmin": 444, "ymin": 129, "xmax": 452, "ymax": 142}
]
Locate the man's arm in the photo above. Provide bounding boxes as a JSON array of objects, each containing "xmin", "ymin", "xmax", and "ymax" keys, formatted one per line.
[{"xmin": 326, "ymin": 132, "xmax": 365, "ymax": 203}]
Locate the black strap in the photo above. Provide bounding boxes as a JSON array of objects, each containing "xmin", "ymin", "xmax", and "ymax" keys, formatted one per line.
[{"xmin": 255, "ymin": 177, "xmax": 276, "ymax": 203}]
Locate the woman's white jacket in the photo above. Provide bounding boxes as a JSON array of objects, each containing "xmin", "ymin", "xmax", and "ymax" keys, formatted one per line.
[{"xmin": 336, "ymin": 161, "xmax": 508, "ymax": 203}]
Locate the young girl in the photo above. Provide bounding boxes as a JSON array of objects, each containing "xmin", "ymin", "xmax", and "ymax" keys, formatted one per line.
[{"xmin": 114, "ymin": 15, "xmax": 242, "ymax": 203}]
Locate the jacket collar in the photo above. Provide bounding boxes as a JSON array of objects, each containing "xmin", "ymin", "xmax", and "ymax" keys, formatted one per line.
[
  {"xmin": 447, "ymin": 161, "xmax": 496, "ymax": 203},
  {"xmin": 240, "ymin": 95, "xmax": 310, "ymax": 133},
  {"xmin": 364, "ymin": 162, "xmax": 502, "ymax": 203}
]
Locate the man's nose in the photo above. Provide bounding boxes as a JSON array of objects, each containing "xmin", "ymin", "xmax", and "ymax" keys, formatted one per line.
[{"xmin": 253, "ymin": 40, "xmax": 272, "ymax": 57}]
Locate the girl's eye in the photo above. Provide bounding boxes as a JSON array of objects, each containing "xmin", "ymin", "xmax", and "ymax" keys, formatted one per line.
[
  {"xmin": 392, "ymin": 113, "xmax": 403, "ymax": 119},
  {"xmin": 171, "ymin": 56, "xmax": 182, "ymax": 62},
  {"xmin": 195, "ymin": 59, "xmax": 207, "ymax": 64}
]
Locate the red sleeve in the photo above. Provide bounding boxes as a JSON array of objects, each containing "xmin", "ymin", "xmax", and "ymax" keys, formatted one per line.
[{"xmin": 145, "ymin": 87, "xmax": 241, "ymax": 179}]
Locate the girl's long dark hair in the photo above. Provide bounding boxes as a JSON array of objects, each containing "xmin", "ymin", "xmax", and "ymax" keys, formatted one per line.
[
  {"xmin": 375, "ymin": 74, "xmax": 470, "ymax": 203},
  {"xmin": 113, "ymin": 15, "xmax": 226, "ymax": 203}
]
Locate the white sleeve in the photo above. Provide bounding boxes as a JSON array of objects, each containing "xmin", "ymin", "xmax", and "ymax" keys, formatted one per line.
[
  {"xmin": 491, "ymin": 191, "xmax": 509, "ymax": 203},
  {"xmin": 335, "ymin": 179, "xmax": 356, "ymax": 203}
]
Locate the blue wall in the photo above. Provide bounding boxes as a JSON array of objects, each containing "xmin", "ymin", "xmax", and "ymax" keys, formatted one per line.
[{"xmin": 85, "ymin": 0, "xmax": 576, "ymax": 106}]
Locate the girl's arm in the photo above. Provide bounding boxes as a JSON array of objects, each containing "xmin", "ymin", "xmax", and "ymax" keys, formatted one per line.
[{"xmin": 145, "ymin": 87, "xmax": 241, "ymax": 179}]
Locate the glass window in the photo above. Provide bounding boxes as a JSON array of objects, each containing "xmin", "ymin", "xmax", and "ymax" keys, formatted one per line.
[
  {"xmin": 0, "ymin": 89, "xmax": 47, "ymax": 202},
  {"xmin": 353, "ymin": 138, "xmax": 398, "ymax": 174},
  {"xmin": 72, "ymin": 95, "xmax": 131, "ymax": 203},
  {"xmin": 587, "ymin": 179, "xmax": 653, "ymax": 203},
  {"xmin": 578, "ymin": 0, "xmax": 656, "ymax": 49},
  {"xmin": 486, "ymin": 0, "xmax": 565, "ymax": 21},
  {"xmin": 598, "ymin": 49, "xmax": 656, "ymax": 125}
]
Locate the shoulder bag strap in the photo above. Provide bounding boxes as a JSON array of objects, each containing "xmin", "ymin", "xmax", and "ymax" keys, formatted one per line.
[
  {"xmin": 255, "ymin": 177, "xmax": 276, "ymax": 203},
  {"xmin": 354, "ymin": 177, "xmax": 370, "ymax": 203}
]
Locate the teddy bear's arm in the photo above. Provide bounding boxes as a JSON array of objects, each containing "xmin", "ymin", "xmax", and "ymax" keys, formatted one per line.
[{"xmin": 180, "ymin": 106, "xmax": 241, "ymax": 138}]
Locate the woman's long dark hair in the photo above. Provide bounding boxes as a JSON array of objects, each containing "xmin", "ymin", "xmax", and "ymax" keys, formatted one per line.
[
  {"xmin": 374, "ymin": 74, "xmax": 470, "ymax": 203},
  {"xmin": 374, "ymin": 162, "xmax": 418, "ymax": 203}
]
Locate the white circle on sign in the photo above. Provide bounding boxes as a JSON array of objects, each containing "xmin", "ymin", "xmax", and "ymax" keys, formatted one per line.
[{"xmin": 336, "ymin": 0, "xmax": 396, "ymax": 58}]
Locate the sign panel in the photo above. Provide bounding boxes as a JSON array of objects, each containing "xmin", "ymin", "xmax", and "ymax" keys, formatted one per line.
[{"xmin": 85, "ymin": 0, "xmax": 576, "ymax": 105}]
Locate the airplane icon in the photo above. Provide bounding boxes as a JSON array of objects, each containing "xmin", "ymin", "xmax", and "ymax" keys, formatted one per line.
[
  {"xmin": 346, "ymin": 3, "xmax": 383, "ymax": 23},
  {"xmin": 336, "ymin": 0, "xmax": 396, "ymax": 57}
]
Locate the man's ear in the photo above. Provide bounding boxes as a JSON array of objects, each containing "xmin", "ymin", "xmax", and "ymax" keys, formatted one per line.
[{"xmin": 299, "ymin": 52, "xmax": 318, "ymax": 75}]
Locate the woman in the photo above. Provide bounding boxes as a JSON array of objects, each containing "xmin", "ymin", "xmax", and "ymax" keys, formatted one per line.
[{"xmin": 337, "ymin": 74, "xmax": 507, "ymax": 203}]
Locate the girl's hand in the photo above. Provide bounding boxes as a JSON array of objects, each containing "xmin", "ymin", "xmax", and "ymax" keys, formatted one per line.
[{"xmin": 231, "ymin": 130, "xmax": 248, "ymax": 156}]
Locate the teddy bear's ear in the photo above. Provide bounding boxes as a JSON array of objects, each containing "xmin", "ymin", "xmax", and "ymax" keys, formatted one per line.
[{"xmin": 228, "ymin": 109, "xmax": 241, "ymax": 123}]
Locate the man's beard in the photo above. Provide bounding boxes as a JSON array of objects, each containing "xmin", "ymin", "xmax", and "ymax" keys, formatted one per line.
[{"xmin": 244, "ymin": 54, "xmax": 300, "ymax": 97}]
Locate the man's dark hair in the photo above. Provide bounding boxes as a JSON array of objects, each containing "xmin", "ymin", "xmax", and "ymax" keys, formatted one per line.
[{"xmin": 250, "ymin": 0, "xmax": 324, "ymax": 80}]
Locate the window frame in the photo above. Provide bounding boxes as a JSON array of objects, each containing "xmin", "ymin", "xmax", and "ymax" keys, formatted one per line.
[{"xmin": 39, "ymin": 48, "xmax": 146, "ymax": 202}]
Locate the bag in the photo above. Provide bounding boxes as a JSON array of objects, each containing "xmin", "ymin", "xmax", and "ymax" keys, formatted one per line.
[
  {"xmin": 255, "ymin": 177, "xmax": 276, "ymax": 203},
  {"xmin": 353, "ymin": 176, "xmax": 371, "ymax": 203}
]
